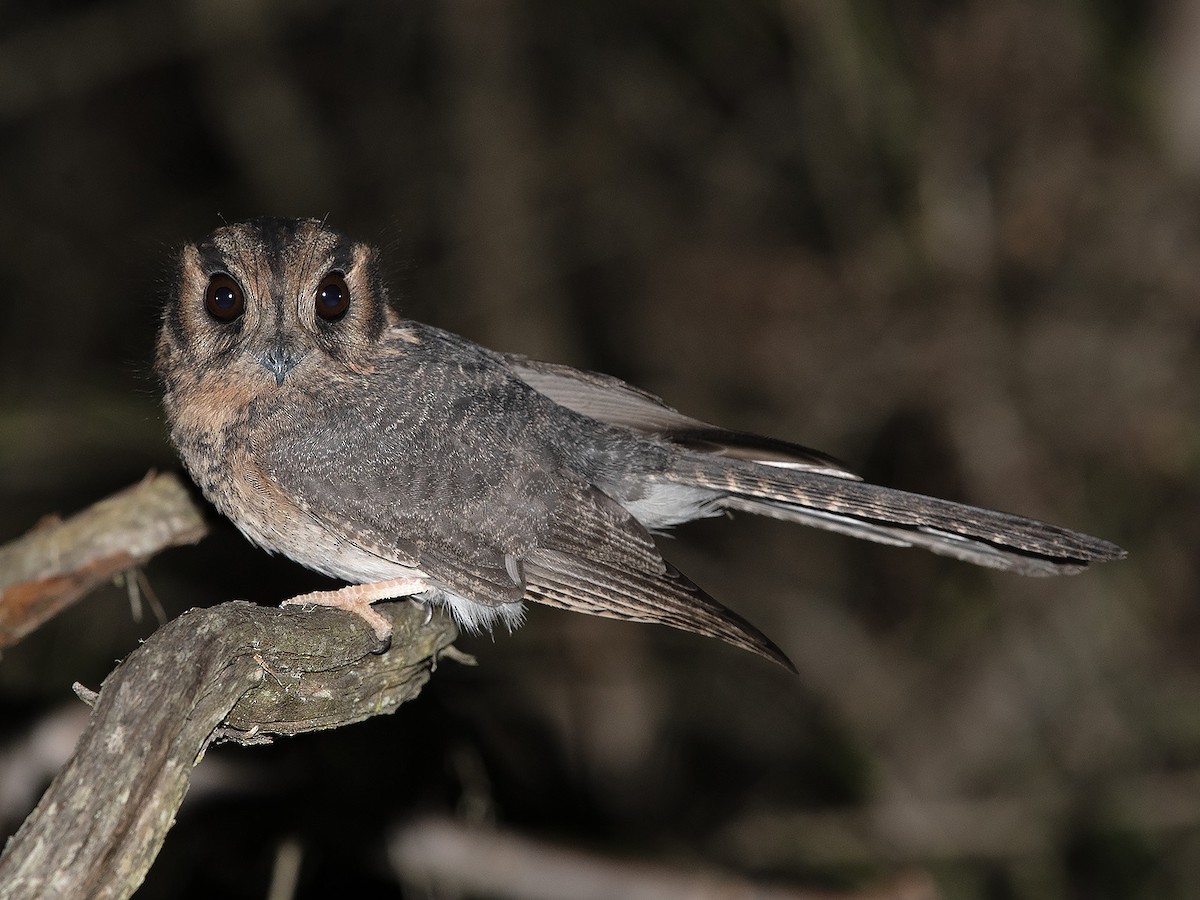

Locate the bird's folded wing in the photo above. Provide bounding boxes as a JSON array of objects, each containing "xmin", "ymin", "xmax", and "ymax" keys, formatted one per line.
[
  {"xmin": 257, "ymin": 444, "xmax": 527, "ymax": 606},
  {"xmin": 523, "ymin": 549, "xmax": 795, "ymax": 670},
  {"xmin": 258, "ymin": 416, "xmax": 701, "ymax": 612}
]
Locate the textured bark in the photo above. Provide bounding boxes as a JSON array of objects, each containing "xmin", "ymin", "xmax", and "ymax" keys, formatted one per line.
[
  {"xmin": 0, "ymin": 600, "xmax": 458, "ymax": 900},
  {"xmin": 0, "ymin": 472, "xmax": 209, "ymax": 649}
]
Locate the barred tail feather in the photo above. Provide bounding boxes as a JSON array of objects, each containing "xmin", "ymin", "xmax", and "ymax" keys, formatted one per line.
[{"xmin": 660, "ymin": 456, "xmax": 1125, "ymax": 576}]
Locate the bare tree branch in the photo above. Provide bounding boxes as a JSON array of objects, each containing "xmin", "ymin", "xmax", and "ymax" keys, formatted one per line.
[
  {"xmin": 389, "ymin": 815, "xmax": 939, "ymax": 900},
  {"xmin": 0, "ymin": 600, "xmax": 459, "ymax": 900},
  {"xmin": 0, "ymin": 471, "xmax": 209, "ymax": 649}
]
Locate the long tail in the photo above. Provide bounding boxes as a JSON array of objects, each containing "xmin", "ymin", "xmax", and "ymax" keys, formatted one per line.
[{"xmin": 656, "ymin": 455, "xmax": 1125, "ymax": 576}]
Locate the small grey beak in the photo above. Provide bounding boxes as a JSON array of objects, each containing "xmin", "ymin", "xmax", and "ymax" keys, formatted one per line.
[{"xmin": 261, "ymin": 344, "xmax": 302, "ymax": 386}]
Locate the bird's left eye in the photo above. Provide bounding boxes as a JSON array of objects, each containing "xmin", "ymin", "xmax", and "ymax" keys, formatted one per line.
[{"xmin": 315, "ymin": 272, "xmax": 350, "ymax": 321}]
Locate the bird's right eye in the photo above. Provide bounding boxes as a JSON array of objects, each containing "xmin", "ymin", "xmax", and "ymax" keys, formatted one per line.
[{"xmin": 204, "ymin": 274, "xmax": 245, "ymax": 322}]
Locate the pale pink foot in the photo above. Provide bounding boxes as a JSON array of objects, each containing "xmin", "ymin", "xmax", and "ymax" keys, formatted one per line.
[{"xmin": 281, "ymin": 576, "xmax": 429, "ymax": 652}]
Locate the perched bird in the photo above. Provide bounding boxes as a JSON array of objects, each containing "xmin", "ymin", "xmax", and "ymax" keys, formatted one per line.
[{"xmin": 156, "ymin": 217, "xmax": 1125, "ymax": 670}]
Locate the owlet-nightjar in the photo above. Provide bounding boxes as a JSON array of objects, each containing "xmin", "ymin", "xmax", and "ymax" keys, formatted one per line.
[{"xmin": 156, "ymin": 218, "xmax": 1125, "ymax": 669}]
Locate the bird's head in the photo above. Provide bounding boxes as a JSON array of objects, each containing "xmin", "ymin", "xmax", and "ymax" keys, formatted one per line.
[{"xmin": 156, "ymin": 217, "xmax": 397, "ymax": 398}]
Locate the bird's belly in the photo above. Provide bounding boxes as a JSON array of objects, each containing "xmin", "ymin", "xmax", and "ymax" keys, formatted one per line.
[
  {"xmin": 197, "ymin": 451, "xmax": 527, "ymax": 632},
  {"xmin": 184, "ymin": 442, "xmax": 419, "ymax": 585}
]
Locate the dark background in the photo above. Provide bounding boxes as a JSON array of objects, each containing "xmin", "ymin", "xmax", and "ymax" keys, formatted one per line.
[{"xmin": 0, "ymin": 1, "xmax": 1190, "ymax": 897}]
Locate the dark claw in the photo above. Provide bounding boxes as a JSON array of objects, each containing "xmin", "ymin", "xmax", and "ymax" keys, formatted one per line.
[
  {"xmin": 410, "ymin": 597, "xmax": 434, "ymax": 626},
  {"xmin": 371, "ymin": 632, "xmax": 392, "ymax": 655}
]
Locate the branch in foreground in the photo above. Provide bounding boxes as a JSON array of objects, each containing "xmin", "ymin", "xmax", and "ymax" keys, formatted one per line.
[
  {"xmin": 0, "ymin": 471, "xmax": 209, "ymax": 649},
  {"xmin": 0, "ymin": 599, "xmax": 458, "ymax": 900}
]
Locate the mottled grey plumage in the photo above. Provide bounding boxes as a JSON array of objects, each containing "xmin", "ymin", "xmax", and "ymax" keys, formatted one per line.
[{"xmin": 156, "ymin": 217, "xmax": 1125, "ymax": 670}]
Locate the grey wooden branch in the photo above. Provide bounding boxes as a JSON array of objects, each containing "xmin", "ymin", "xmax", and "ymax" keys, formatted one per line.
[
  {"xmin": 0, "ymin": 599, "xmax": 459, "ymax": 900},
  {"xmin": 390, "ymin": 816, "xmax": 938, "ymax": 900},
  {"xmin": 0, "ymin": 471, "xmax": 208, "ymax": 649}
]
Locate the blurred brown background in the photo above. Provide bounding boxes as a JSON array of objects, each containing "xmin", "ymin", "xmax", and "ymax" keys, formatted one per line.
[{"xmin": 0, "ymin": 0, "xmax": 1188, "ymax": 897}]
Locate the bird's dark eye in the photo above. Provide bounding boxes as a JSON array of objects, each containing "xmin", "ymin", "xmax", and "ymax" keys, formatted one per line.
[
  {"xmin": 315, "ymin": 272, "xmax": 350, "ymax": 321},
  {"xmin": 204, "ymin": 274, "xmax": 245, "ymax": 322}
]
